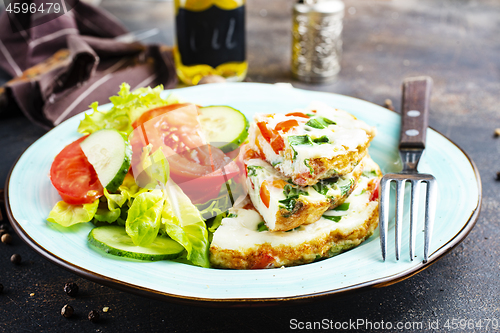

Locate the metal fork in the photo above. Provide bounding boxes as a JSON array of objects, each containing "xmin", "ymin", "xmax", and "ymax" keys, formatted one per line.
[{"xmin": 379, "ymin": 76, "xmax": 438, "ymax": 263}]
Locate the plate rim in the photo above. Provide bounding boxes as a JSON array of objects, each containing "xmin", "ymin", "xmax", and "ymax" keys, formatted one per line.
[{"xmin": 4, "ymin": 84, "xmax": 482, "ymax": 307}]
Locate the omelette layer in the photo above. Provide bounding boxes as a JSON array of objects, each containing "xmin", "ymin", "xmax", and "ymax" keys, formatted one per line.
[
  {"xmin": 209, "ymin": 164, "xmax": 382, "ymax": 269},
  {"xmin": 248, "ymin": 101, "xmax": 376, "ymax": 186},
  {"xmin": 245, "ymin": 155, "xmax": 370, "ymax": 232}
]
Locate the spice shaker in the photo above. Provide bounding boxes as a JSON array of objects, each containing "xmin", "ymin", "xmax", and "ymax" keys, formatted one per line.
[{"xmin": 291, "ymin": 0, "xmax": 345, "ymax": 83}]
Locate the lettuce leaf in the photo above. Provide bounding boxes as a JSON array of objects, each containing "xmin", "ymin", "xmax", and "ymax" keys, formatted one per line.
[
  {"xmin": 125, "ymin": 190, "xmax": 164, "ymax": 246},
  {"xmin": 161, "ymin": 180, "xmax": 210, "ymax": 268},
  {"xmin": 94, "ymin": 189, "xmax": 127, "ymax": 223},
  {"xmin": 78, "ymin": 83, "xmax": 182, "ymax": 136},
  {"xmin": 47, "ymin": 200, "xmax": 99, "ymax": 227},
  {"xmin": 134, "ymin": 144, "xmax": 170, "ymax": 190}
]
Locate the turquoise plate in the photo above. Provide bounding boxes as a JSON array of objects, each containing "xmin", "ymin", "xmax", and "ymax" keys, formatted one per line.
[{"xmin": 5, "ymin": 83, "xmax": 481, "ymax": 306}]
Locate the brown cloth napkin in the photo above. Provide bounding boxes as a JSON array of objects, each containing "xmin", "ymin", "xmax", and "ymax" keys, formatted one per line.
[{"xmin": 0, "ymin": 1, "xmax": 177, "ymax": 129}]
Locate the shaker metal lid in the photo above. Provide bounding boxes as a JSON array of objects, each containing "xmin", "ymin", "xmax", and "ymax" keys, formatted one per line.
[{"xmin": 294, "ymin": 0, "xmax": 345, "ymax": 15}]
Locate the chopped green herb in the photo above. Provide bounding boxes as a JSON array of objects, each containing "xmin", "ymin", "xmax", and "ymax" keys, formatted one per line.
[
  {"xmin": 288, "ymin": 135, "xmax": 313, "ymax": 159},
  {"xmin": 304, "ymin": 159, "xmax": 314, "ymax": 175},
  {"xmin": 279, "ymin": 184, "xmax": 308, "ymax": 212},
  {"xmin": 247, "ymin": 165, "xmax": 262, "ymax": 177},
  {"xmin": 312, "ymin": 135, "xmax": 330, "ymax": 144},
  {"xmin": 227, "ymin": 213, "xmax": 238, "ymax": 218},
  {"xmin": 306, "ymin": 117, "xmax": 336, "ymax": 129},
  {"xmin": 323, "ymin": 215, "xmax": 342, "ymax": 222},
  {"xmin": 338, "ymin": 179, "xmax": 354, "ymax": 196},
  {"xmin": 333, "ymin": 202, "xmax": 350, "ymax": 211},
  {"xmin": 288, "ymin": 135, "xmax": 314, "ymax": 146},
  {"xmin": 362, "ymin": 170, "xmax": 378, "ymax": 178},
  {"xmin": 257, "ymin": 222, "xmax": 269, "ymax": 232},
  {"xmin": 306, "ymin": 113, "xmax": 316, "ymax": 117},
  {"xmin": 271, "ymin": 161, "xmax": 282, "ymax": 167},
  {"xmin": 312, "ymin": 178, "xmax": 338, "ymax": 196}
]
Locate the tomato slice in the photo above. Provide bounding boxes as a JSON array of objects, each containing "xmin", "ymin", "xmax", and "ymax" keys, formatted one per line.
[
  {"xmin": 369, "ymin": 179, "xmax": 380, "ymax": 201},
  {"xmin": 260, "ymin": 181, "xmax": 271, "ymax": 208},
  {"xmin": 275, "ymin": 119, "xmax": 299, "ymax": 132},
  {"xmin": 285, "ymin": 112, "xmax": 310, "ymax": 118},
  {"xmin": 50, "ymin": 136, "xmax": 103, "ymax": 205},
  {"xmin": 130, "ymin": 103, "xmax": 244, "ymax": 204},
  {"xmin": 256, "ymin": 121, "xmax": 285, "ymax": 154},
  {"xmin": 131, "ymin": 103, "xmax": 193, "ymax": 129},
  {"xmin": 256, "ymin": 121, "xmax": 274, "ymax": 143},
  {"xmin": 251, "ymin": 253, "xmax": 275, "ymax": 269}
]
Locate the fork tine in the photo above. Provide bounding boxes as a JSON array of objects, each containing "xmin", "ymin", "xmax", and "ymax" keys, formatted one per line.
[
  {"xmin": 395, "ymin": 179, "xmax": 406, "ymax": 260},
  {"xmin": 379, "ymin": 177, "xmax": 392, "ymax": 261},
  {"xmin": 409, "ymin": 180, "xmax": 421, "ymax": 261},
  {"xmin": 424, "ymin": 178, "xmax": 438, "ymax": 263}
]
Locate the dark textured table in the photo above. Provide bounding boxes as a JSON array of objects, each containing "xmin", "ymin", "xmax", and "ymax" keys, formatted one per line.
[{"xmin": 1, "ymin": 0, "xmax": 499, "ymax": 332}]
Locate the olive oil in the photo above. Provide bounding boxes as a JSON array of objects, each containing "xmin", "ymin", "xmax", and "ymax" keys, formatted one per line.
[{"xmin": 174, "ymin": 0, "xmax": 247, "ymax": 85}]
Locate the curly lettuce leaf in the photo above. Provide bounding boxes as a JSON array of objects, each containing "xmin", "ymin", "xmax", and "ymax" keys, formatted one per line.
[
  {"xmin": 47, "ymin": 200, "xmax": 99, "ymax": 227},
  {"xmin": 125, "ymin": 190, "xmax": 164, "ymax": 246},
  {"xmin": 161, "ymin": 180, "xmax": 210, "ymax": 268},
  {"xmin": 78, "ymin": 83, "xmax": 182, "ymax": 136}
]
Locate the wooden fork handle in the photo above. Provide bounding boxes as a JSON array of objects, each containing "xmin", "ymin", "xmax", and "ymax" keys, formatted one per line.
[{"xmin": 399, "ymin": 76, "xmax": 433, "ymax": 150}]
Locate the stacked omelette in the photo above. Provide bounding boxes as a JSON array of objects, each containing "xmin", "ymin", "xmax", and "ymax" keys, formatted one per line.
[{"xmin": 209, "ymin": 102, "xmax": 382, "ymax": 269}]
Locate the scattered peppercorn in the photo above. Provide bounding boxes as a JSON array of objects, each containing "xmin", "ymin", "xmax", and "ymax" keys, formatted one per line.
[
  {"xmin": 88, "ymin": 310, "xmax": 100, "ymax": 323},
  {"xmin": 383, "ymin": 99, "xmax": 395, "ymax": 111},
  {"xmin": 494, "ymin": 128, "xmax": 500, "ymax": 137},
  {"xmin": 0, "ymin": 283, "xmax": 3, "ymax": 294},
  {"xmin": 1, "ymin": 233, "xmax": 12, "ymax": 244},
  {"xmin": 496, "ymin": 172, "xmax": 500, "ymax": 181},
  {"xmin": 61, "ymin": 304, "xmax": 74, "ymax": 318},
  {"xmin": 10, "ymin": 254, "xmax": 21, "ymax": 265},
  {"xmin": 63, "ymin": 282, "xmax": 79, "ymax": 297}
]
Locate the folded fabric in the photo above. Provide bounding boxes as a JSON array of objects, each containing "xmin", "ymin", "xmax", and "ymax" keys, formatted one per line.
[{"xmin": 0, "ymin": 1, "xmax": 177, "ymax": 129}]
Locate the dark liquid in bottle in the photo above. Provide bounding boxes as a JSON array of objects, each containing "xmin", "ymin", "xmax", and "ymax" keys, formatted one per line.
[{"xmin": 176, "ymin": 5, "xmax": 246, "ymax": 68}]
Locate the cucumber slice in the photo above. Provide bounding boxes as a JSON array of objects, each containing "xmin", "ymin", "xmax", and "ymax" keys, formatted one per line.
[
  {"xmin": 80, "ymin": 129, "xmax": 132, "ymax": 192},
  {"xmin": 88, "ymin": 225, "xmax": 184, "ymax": 261},
  {"xmin": 199, "ymin": 105, "xmax": 249, "ymax": 153}
]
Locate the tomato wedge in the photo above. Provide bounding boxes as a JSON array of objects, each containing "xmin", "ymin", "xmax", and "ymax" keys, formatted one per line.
[{"xmin": 50, "ymin": 136, "xmax": 103, "ymax": 205}]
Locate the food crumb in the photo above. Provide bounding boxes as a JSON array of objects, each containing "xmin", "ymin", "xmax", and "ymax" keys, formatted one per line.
[
  {"xmin": 494, "ymin": 128, "xmax": 500, "ymax": 137},
  {"xmin": 30, "ymin": 293, "xmax": 34, "ymax": 296},
  {"xmin": 102, "ymin": 307, "xmax": 109, "ymax": 313}
]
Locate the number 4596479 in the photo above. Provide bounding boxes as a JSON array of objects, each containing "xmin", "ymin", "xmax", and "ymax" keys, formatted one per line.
[{"xmin": 6, "ymin": 2, "xmax": 62, "ymax": 14}]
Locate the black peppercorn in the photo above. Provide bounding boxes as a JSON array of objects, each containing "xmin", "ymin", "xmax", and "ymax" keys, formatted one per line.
[
  {"xmin": 88, "ymin": 310, "xmax": 99, "ymax": 323},
  {"xmin": 10, "ymin": 254, "xmax": 21, "ymax": 264},
  {"xmin": 0, "ymin": 283, "xmax": 3, "ymax": 294},
  {"xmin": 63, "ymin": 282, "xmax": 79, "ymax": 297},
  {"xmin": 61, "ymin": 304, "xmax": 74, "ymax": 318},
  {"xmin": 1, "ymin": 233, "xmax": 12, "ymax": 244}
]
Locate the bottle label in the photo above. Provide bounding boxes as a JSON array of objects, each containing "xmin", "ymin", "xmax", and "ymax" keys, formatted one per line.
[{"xmin": 176, "ymin": 5, "xmax": 246, "ymax": 68}]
